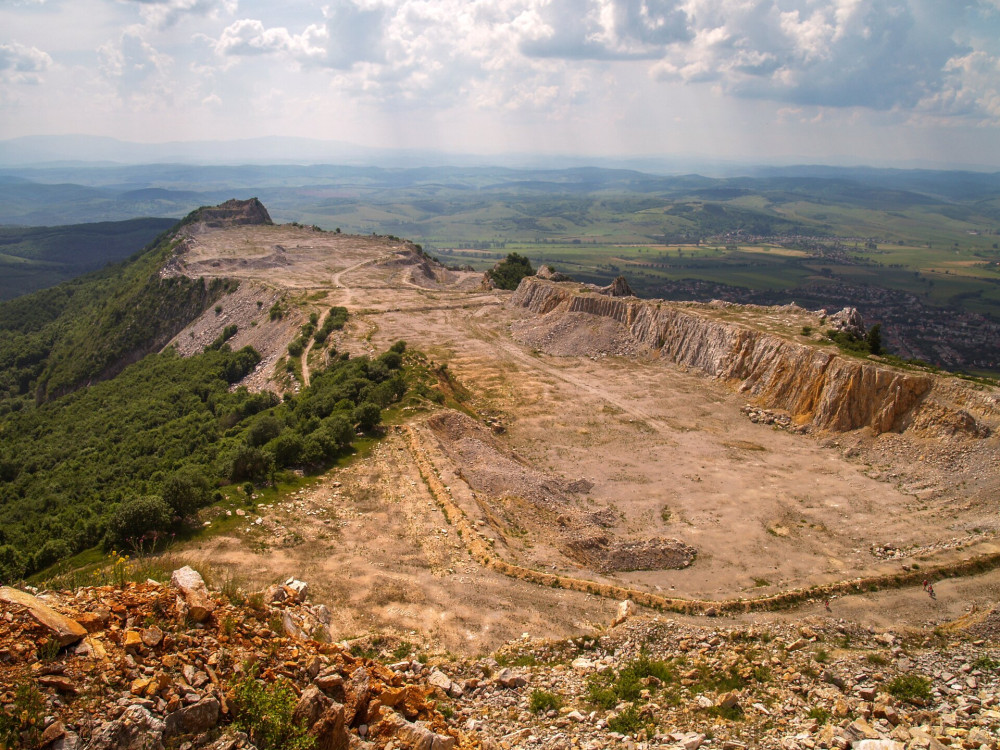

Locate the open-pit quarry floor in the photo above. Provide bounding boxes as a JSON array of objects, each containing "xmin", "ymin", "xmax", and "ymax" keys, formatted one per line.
[{"xmin": 168, "ymin": 222, "xmax": 1000, "ymax": 654}]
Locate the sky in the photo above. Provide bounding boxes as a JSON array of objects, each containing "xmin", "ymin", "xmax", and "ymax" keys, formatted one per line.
[{"xmin": 2, "ymin": 0, "xmax": 1000, "ymax": 167}]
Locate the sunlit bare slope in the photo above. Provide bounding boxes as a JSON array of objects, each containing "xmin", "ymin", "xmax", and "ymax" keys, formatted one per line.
[{"xmin": 164, "ymin": 213, "xmax": 1000, "ymax": 652}]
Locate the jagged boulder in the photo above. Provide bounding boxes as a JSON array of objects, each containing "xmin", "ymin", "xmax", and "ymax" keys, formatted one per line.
[
  {"xmin": 87, "ymin": 705, "xmax": 165, "ymax": 750},
  {"xmin": 597, "ymin": 275, "xmax": 634, "ymax": 297},
  {"xmin": 0, "ymin": 586, "xmax": 87, "ymax": 647},
  {"xmin": 378, "ymin": 710, "xmax": 456, "ymax": 750},
  {"xmin": 828, "ymin": 306, "xmax": 866, "ymax": 338},
  {"xmin": 536, "ymin": 265, "xmax": 573, "ymax": 282},
  {"xmin": 163, "ymin": 697, "xmax": 220, "ymax": 738}
]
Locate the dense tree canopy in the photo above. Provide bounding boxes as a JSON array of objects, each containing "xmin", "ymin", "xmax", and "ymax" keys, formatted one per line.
[{"xmin": 0, "ymin": 339, "xmax": 408, "ymax": 582}]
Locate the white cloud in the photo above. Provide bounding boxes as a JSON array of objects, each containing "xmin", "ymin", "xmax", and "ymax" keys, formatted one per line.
[
  {"xmin": 0, "ymin": 41, "xmax": 53, "ymax": 83},
  {"xmin": 211, "ymin": 18, "xmax": 327, "ymax": 61},
  {"xmin": 120, "ymin": 0, "xmax": 238, "ymax": 29},
  {"xmin": 98, "ymin": 27, "xmax": 175, "ymax": 107}
]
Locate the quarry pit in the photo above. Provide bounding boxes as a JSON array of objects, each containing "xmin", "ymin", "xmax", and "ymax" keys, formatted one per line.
[{"xmin": 166, "ymin": 219, "xmax": 1000, "ymax": 653}]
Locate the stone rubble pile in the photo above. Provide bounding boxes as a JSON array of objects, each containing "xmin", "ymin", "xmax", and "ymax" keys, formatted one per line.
[
  {"xmin": 436, "ymin": 616, "xmax": 999, "ymax": 750},
  {"xmin": 740, "ymin": 405, "xmax": 807, "ymax": 433},
  {"xmin": 5, "ymin": 570, "xmax": 1000, "ymax": 750},
  {"xmin": 0, "ymin": 571, "xmax": 462, "ymax": 750}
]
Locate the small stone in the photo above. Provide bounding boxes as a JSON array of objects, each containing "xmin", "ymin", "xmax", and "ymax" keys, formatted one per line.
[
  {"xmin": 716, "ymin": 692, "xmax": 740, "ymax": 710},
  {"xmin": 40, "ymin": 720, "xmax": 66, "ymax": 745},
  {"xmin": 141, "ymin": 626, "xmax": 163, "ymax": 648},
  {"xmin": 37, "ymin": 675, "xmax": 77, "ymax": 694},
  {"xmin": 428, "ymin": 668, "xmax": 452, "ymax": 693},
  {"xmin": 495, "ymin": 668, "xmax": 527, "ymax": 689}
]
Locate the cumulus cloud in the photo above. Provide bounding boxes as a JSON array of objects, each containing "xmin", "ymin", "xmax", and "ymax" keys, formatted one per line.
[
  {"xmin": 120, "ymin": 0, "xmax": 238, "ymax": 29},
  {"xmin": 519, "ymin": 0, "xmax": 690, "ymax": 60},
  {"xmin": 193, "ymin": 0, "xmax": 1000, "ymax": 122},
  {"xmin": 0, "ymin": 41, "xmax": 52, "ymax": 84},
  {"xmin": 98, "ymin": 28, "xmax": 174, "ymax": 106}
]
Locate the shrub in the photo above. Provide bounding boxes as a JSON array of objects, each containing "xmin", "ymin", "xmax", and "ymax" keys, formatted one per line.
[
  {"xmin": 885, "ymin": 674, "xmax": 931, "ymax": 702},
  {"xmin": 0, "ymin": 682, "xmax": 45, "ymax": 749},
  {"xmin": 162, "ymin": 468, "xmax": 212, "ymax": 517},
  {"xmin": 353, "ymin": 402, "xmax": 381, "ymax": 431},
  {"xmin": 230, "ymin": 666, "xmax": 315, "ymax": 750},
  {"xmin": 487, "ymin": 253, "xmax": 535, "ymax": 290},
  {"xmin": 267, "ymin": 430, "xmax": 305, "ymax": 467},
  {"xmin": 529, "ymin": 689, "xmax": 562, "ymax": 714},
  {"xmin": 104, "ymin": 495, "xmax": 172, "ymax": 549},
  {"xmin": 33, "ymin": 539, "xmax": 72, "ymax": 572},
  {"xmin": 247, "ymin": 414, "xmax": 283, "ymax": 447},
  {"xmin": 0, "ymin": 545, "xmax": 24, "ymax": 584},
  {"xmin": 220, "ymin": 444, "xmax": 274, "ymax": 483}
]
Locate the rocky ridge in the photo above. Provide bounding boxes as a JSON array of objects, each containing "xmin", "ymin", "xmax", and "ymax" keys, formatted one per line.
[{"xmin": 509, "ymin": 277, "xmax": 997, "ymax": 437}]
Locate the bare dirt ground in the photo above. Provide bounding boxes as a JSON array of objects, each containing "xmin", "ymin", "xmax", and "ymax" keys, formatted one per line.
[{"xmin": 169, "ymin": 222, "xmax": 1000, "ymax": 653}]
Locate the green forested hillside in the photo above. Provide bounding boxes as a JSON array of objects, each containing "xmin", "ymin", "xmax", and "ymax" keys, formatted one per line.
[
  {"xmin": 0, "ymin": 338, "xmax": 408, "ymax": 583},
  {"xmin": 0, "ymin": 225, "xmax": 234, "ymax": 410},
  {"xmin": 0, "ymin": 218, "xmax": 177, "ymax": 301}
]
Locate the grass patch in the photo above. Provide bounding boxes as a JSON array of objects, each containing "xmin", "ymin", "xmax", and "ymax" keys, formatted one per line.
[
  {"xmin": 608, "ymin": 704, "xmax": 653, "ymax": 735},
  {"xmin": 865, "ymin": 652, "xmax": 889, "ymax": 666},
  {"xmin": 973, "ymin": 655, "xmax": 999, "ymax": 671},
  {"xmin": 808, "ymin": 707, "xmax": 831, "ymax": 724},
  {"xmin": 586, "ymin": 655, "xmax": 676, "ymax": 709},
  {"xmin": 0, "ymin": 682, "xmax": 45, "ymax": 749},
  {"xmin": 704, "ymin": 705, "xmax": 744, "ymax": 722},
  {"xmin": 529, "ymin": 690, "xmax": 563, "ymax": 714}
]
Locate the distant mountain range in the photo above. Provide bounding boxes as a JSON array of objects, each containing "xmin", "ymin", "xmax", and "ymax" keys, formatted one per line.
[{"xmin": 4, "ymin": 134, "xmax": 999, "ymax": 173}]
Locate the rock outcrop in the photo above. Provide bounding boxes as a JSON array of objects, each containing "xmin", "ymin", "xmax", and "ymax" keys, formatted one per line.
[
  {"xmin": 828, "ymin": 306, "xmax": 866, "ymax": 338},
  {"xmin": 510, "ymin": 277, "xmax": 997, "ymax": 436},
  {"xmin": 186, "ymin": 198, "xmax": 273, "ymax": 228},
  {"xmin": 535, "ymin": 265, "xmax": 573, "ymax": 282},
  {"xmin": 597, "ymin": 275, "xmax": 634, "ymax": 297}
]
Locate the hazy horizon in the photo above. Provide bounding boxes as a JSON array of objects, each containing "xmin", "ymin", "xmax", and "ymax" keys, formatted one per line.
[{"xmin": 2, "ymin": 1, "xmax": 1000, "ymax": 171}]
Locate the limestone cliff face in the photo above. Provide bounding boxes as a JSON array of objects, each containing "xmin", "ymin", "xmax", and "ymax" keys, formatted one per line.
[{"xmin": 511, "ymin": 278, "xmax": 946, "ymax": 434}]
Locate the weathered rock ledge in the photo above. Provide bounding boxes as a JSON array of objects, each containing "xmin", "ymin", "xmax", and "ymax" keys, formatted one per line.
[{"xmin": 510, "ymin": 277, "xmax": 996, "ymax": 437}]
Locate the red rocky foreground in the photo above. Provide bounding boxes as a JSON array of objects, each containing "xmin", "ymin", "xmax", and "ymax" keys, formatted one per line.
[{"xmin": 0, "ymin": 568, "xmax": 465, "ymax": 750}]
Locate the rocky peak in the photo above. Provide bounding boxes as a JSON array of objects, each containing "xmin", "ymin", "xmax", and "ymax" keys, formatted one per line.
[{"xmin": 185, "ymin": 198, "xmax": 273, "ymax": 229}]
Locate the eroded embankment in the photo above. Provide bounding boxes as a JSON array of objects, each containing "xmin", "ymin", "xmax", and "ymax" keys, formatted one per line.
[
  {"xmin": 405, "ymin": 422, "xmax": 1000, "ymax": 615},
  {"xmin": 511, "ymin": 278, "xmax": 996, "ymax": 436}
]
